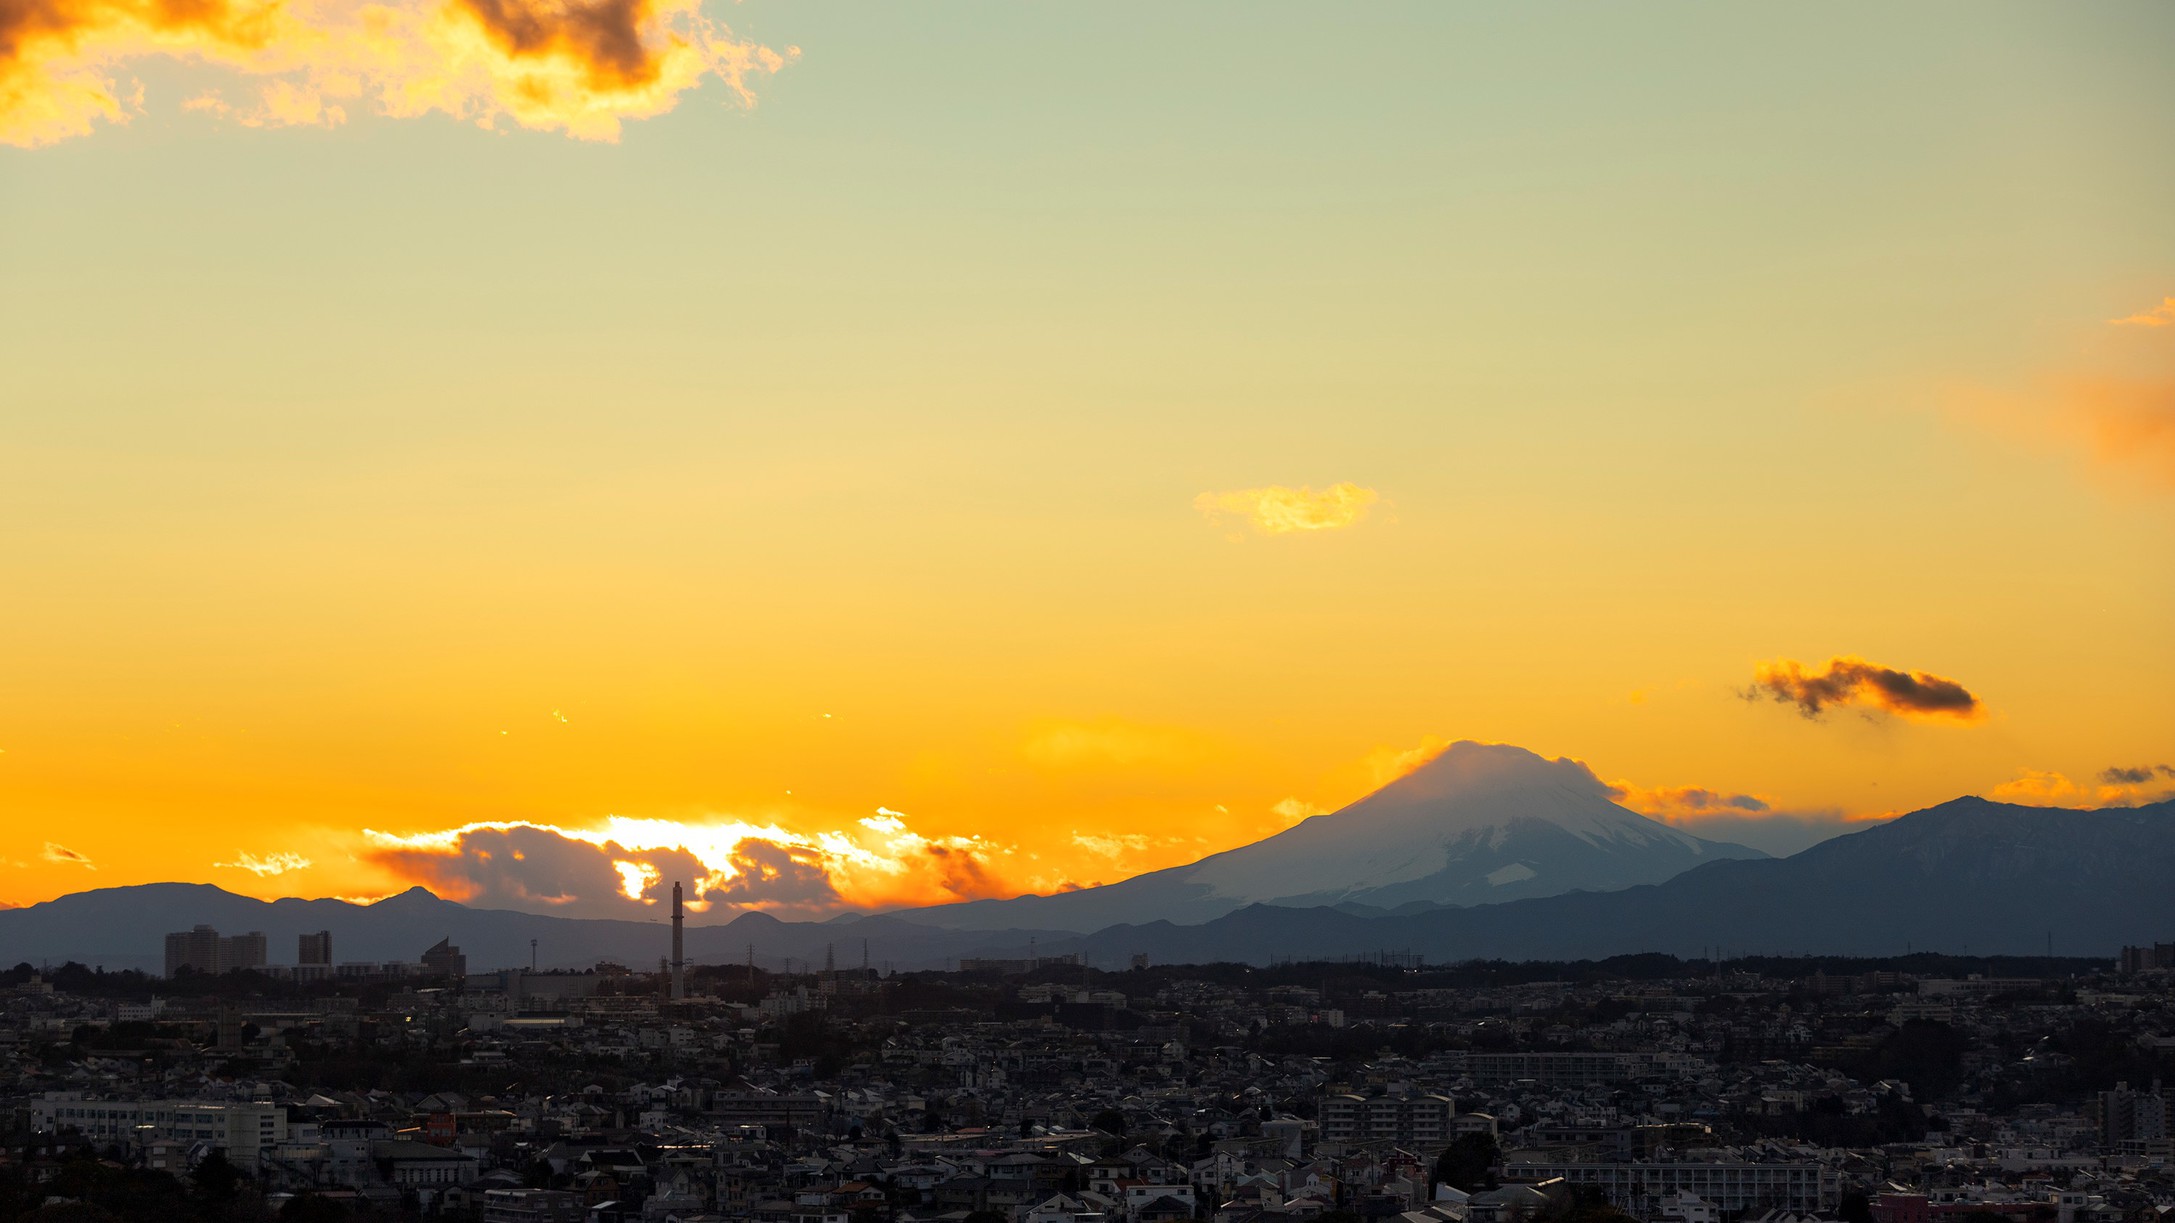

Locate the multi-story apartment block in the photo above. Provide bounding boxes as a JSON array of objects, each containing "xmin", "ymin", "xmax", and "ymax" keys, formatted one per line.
[
  {"xmin": 163, "ymin": 925, "xmax": 267, "ymax": 977},
  {"xmin": 1319, "ymin": 1091, "xmax": 1455, "ymax": 1146}
]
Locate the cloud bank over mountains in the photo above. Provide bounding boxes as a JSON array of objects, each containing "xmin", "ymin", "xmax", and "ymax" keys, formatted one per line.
[
  {"xmin": 362, "ymin": 810, "xmax": 1017, "ymax": 920},
  {"xmin": 1603, "ymin": 781, "xmax": 1865, "ymax": 858},
  {"xmin": 1991, "ymin": 764, "xmax": 2175, "ymax": 809}
]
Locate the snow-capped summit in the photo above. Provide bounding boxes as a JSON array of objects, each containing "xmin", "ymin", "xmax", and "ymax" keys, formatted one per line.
[{"xmin": 898, "ymin": 740, "xmax": 1766, "ymax": 932}]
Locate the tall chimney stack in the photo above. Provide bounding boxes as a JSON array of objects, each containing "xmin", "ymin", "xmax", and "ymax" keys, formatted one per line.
[{"xmin": 670, "ymin": 881, "xmax": 686, "ymax": 1001}]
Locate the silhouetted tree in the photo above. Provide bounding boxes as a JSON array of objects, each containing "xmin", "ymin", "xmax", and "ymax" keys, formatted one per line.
[
  {"xmin": 1434, "ymin": 1133, "xmax": 1500, "ymax": 1193},
  {"xmin": 281, "ymin": 1193, "xmax": 351, "ymax": 1222}
]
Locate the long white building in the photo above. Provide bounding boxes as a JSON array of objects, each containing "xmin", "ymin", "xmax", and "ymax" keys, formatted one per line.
[
  {"xmin": 1501, "ymin": 1160, "xmax": 1839, "ymax": 1218},
  {"xmin": 32, "ymin": 1095, "xmax": 288, "ymax": 1166}
]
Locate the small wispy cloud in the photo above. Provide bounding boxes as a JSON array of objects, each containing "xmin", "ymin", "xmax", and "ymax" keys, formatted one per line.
[
  {"xmin": 214, "ymin": 851, "xmax": 313, "ymax": 877},
  {"xmin": 2112, "ymin": 296, "xmax": 2175, "ymax": 328},
  {"xmin": 1021, "ymin": 717, "xmax": 1203, "ymax": 771},
  {"xmin": 1071, "ymin": 832, "xmax": 1152, "ymax": 859},
  {"xmin": 42, "ymin": 843, "xmax": 94, "ymax": 869},
  {"xmin": 1194, "ymin": 482, "xmax": 1380, "ymax": 535},
  {"xmin": 1271, "ymin": 797, "xmax": 1323, "ymax": 822},
  {"xmin": 1362, "ymin": 734, "xmax": 1452, "ymax": 785},
  {"xmin": 1747, "ymin": 655, "xmax": 1984, "ymax": 723}
]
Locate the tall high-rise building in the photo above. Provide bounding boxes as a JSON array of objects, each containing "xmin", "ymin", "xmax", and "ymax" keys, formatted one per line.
[
  {"xmin": 165, "ymin": 926, "xmax": 221, "ymax": 977},
  {"xmin": 2095, "ymin": 1081, "xmax": 2170, "ymax": 1147},
  {"xmin": 162, "ymin": 925, "xmax": 267, "ymax": 977},
  {"xmin": 299, "ymin": 931, "xmax": 332, "ymax": 965},
  {"xmin": 420, "ymin": 938, "xmax": 466, "ymax": 979},
  {"xmin": 220, "ymin": 930, "xmax": 266, "ymax": 973}
]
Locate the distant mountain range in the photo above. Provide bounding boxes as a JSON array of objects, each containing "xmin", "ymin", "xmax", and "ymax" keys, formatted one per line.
[
  {"xmin": 0, "ymin": 882, "xmax": 1081, "ymax": 977},
  {"xmin": 2, "ymin": 759, "xmax": 2169, "ymax": 974},
  {"xmin": 1064, "ymin": 796, "xmax": 2175, "ymax": 964},
  {"xmin": 896, "ymin": 742, "xmax": 1765, "ymax": 932}
]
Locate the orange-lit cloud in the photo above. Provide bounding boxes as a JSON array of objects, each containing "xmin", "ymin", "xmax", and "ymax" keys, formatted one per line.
[
  {"xmin": 1747, "ymin": 655, "xmax": 1984, "ymax": 723},
  {"xmin": 1949, "ymin": 374, "xmax": 2175, "ymax": 494},
  {"xmin": 212, "ymin": 850, "xmax": 313, "ymax": 876},
  {"xmin": 1271, "ymin": 797, "xmax": 1322, "ymax": 822},
  {"xmin": 1990, "ymin": 769, "xmax": 2084, "ymax": 804},
  {"xmin": 2112, "ymin": 297, "xmax": 2175, "ymax": 328},
  {"xmin": 1609, "ymin": 781, "xmax": 1771, "ymax": 819},
  {"xmin": 1067, "ymin": 830, "xmax": 1199, "ymax": 879},
  {"xmin": 1194, "ymin": 482, "xmax": 1380, "ymax": 535},
  {"xmin": 363, "ymin": 808, "xmax": 1021, "ymax": 919},
  {"xmin": 1070, "ymin": 832, "xmax": 1151, "ymax": 859},
  {"xmin": 0, "ymin": 0, "xmax": 790, "ymax": 147},
  {"xmin": 2068, "ymin": 377, "xmax": 2175, "ymax": 490},
  {"xmin": 1944, "ymin": 298, "xmax": 2175, "ymax": 493},
  {"xmin": 1991, "ymin": 765, "xmax": 2175, "ymax": 808},
  {"xmin": 40, "ymin": 842, "xmax": 93, "ymax": 868}
]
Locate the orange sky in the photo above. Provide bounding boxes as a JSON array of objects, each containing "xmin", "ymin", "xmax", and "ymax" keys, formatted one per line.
[{"xmin": 3, "ymin": 4, "xmax": 2173, "ymax": 923}]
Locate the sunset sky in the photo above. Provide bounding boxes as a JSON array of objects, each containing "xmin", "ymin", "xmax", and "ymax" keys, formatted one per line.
[{"xmin": 3, "ymin": 4, "xmax": 2173, "ymax": 922}]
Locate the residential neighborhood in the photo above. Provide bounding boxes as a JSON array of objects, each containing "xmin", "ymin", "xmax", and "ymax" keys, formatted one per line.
[{"xmin": 3, "ymin": 949, "xmax": 2173, "ymax": 1223}]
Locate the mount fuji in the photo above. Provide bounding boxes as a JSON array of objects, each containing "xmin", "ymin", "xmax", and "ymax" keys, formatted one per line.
[{"xmin": 894, "ymin": 740, "xmax": 1765, "ymax": 932}]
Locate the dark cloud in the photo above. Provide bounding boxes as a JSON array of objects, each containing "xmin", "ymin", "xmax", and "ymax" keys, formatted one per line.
[
  {"xmin": 700, "ymin": 840, "xmax": 839, "ymax": 910},
  {"xmin": 924, "ymin": 843, "xmax": 1001, "ymax": 901},
  {"xmin": 455, "ymin": 0, "xmax": 659, "ymax": 90},
  {"xmin": 369, "ymin": 825, "xmax": 825, "ymax": 919},
  {"xmin": 1748, "ymin": 656, "xmax": 1983, "ymax": 722},
  {"xmin": 369, "ymin": 825, "xmax": 689, "ymax": 917},
  {"xmin": 2100, "ymin": 764, "xmax": 2175, "ymax": 785}
]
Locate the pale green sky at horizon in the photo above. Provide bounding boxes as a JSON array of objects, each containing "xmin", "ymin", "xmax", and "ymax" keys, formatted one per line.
[{"xmin": 3, "ymin": 2, "xmax": 2173, "ymax": 907}]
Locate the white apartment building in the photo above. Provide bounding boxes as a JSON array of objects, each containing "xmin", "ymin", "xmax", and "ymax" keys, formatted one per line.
[
  {"xmin": 32, "ymin": 1095, "xmax": 288, "ymax": 1165},
  {"xmin": 1320, "ymin": 1091, "xmax": 1456, "ymax": 1147}
]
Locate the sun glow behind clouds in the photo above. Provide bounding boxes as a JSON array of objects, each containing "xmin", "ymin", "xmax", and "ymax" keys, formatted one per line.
[
  {"xmin": 214, "ymin": 851, "xmax": 314, "ymax": 877},
  {"xmin": 363, "ymin": 807, "xmax": 1020, "ymax": 916},
  {"xmin": 611, "ymin": 858, "xmax": 658, "ymax": 901}
]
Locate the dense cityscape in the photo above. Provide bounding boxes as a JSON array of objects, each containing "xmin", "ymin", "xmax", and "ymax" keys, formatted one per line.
[{"xmin": 5, "ymin": 911, "xmax": 2174, "ymax": 1223}]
